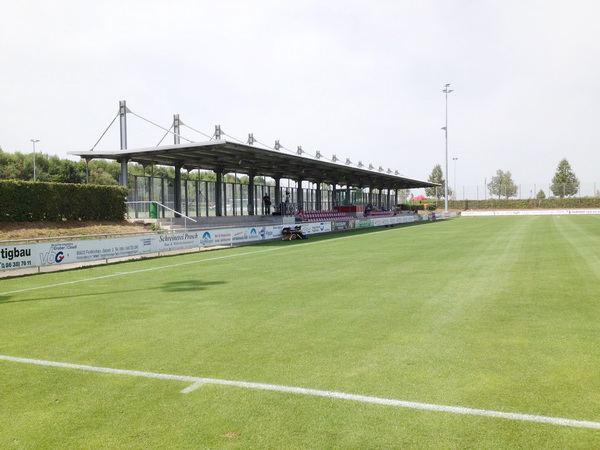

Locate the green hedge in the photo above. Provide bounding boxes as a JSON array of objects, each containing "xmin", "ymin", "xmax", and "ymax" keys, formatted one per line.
[
  {"xmin": 449, "ymin": 198, "xmax": 600, "ymax": 210},
  {"xmin": 403, "ymin": 203, "xmax": 437, "ymax": 211},
  {"xmin": 0, "ymin": 180, "xmax": 127, "ymax": 222}
]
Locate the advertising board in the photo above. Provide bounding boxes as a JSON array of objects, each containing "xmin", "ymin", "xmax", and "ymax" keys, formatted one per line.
[
  {"xmin": 1, "ymin": 215, "xmax": 431, "ymax": 273},
  {"xmin": 332, "ymin": 220, "xmax": 355, "ymax": 231},
  {"xmin": 299, "ymin": 222, "xmax": 332, "ymax": 235},
  {"xmin": 461, "ymin": 209, "xmax": 600, "ymax": 217},
  {"xmin": 0, "ymin": 244, "xmax": 37, "ymax": 271}
]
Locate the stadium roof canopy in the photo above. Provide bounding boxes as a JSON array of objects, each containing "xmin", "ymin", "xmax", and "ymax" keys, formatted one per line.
[{"xmin": 70, "ymin": 140, "xmax": 438, "ymax": 190}]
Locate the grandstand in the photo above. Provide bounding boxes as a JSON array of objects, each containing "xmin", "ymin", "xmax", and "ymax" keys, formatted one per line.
[{"xmin": 70, "ymin": 101, "xmax": 438, "ymax": 224}]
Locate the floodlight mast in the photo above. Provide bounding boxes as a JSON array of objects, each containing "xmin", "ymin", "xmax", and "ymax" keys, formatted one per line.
[{"xmin": 443, "ymin": 83, "xmax": 453, "ymax": 213}]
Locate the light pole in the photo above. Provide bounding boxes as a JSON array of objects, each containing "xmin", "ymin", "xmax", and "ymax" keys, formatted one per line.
[
  {"xmin": 452, "ymin": 157, "xmax": 458, "ymax": 200},
  {"xmin": 30, "ymin": 139, "xmax": 40, "ymax": 181},
  {"xmin": 442, "ymin": 83, "xmax": 453, "ymax": 213}
]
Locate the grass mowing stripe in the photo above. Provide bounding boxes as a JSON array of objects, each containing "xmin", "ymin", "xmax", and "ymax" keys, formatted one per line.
[
  {"xmin": 0, "ymin": 245, "xmax": 291, "ymax": 296},
  {"xmin": 2, "ymin": 217, "xmax": 600, "ymax": 447},
  {"xmin": 0, "ymin": 224, "xmax": 413, "ymax": 297},
  {"xmin": 2, "ymin": 354, "xmax": 600, "ymax": 430}
]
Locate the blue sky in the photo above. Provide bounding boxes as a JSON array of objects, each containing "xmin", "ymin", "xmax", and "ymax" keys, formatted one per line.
[{"xmin": 2, "ymin": 0, "xmax": 599, "ymax": 190}]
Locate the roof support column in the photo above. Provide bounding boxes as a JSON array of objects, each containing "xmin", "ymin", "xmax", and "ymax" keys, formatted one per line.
[
  {"xmin": 332, "ymin": 184, "xmax": 337, "ymax": 210},
  {"xmin": 148, "ymin": 165, "xmax": 154, "ymax": 205},
  {"xmin": 345, "ymin": 185, "xmax": 351, "ymax": 206},
  {"xmin": 296, "ymin": 179, "xmax": 304, "ymax": 211},
  {"xmin": 316, "ymin": 182, "xmax": 322, "ymax": 210},
  {"xmin": 215, "ymin": 169, "xmax": 223, "ymax": 217},
  {"xmin": 174, "ymin": 164, "xmax": 182, "ymax": 217},
  {"xmin": 387, "ymin": 189, "xmax": 392, "ymax": 210},
  {"xmin": 274, "ymin": 177, "xmax": 281, "ymax": 212},
  {"xmin": 119, "ymin": 158, "xmax": 129, "ymax": 188},
  {"xmin": 248, "ymin": 172, "xmax": 255, "ymax": 215}
]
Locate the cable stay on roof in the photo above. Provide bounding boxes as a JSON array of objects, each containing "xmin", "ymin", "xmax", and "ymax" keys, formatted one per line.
[
  {"xmin": 127, "ymin": 110, "xmax": 194, "ymax": 144},
  {"xmin": 90, "ymin": 111, "xmax": 120, "ymax": 151},
  {"xmin": 180, "ymin": 122, "xmax": 213, "ymax": 141},
  {"xmin": 89, "ymin": 102, "xmax": 410, "ymax": 180}
]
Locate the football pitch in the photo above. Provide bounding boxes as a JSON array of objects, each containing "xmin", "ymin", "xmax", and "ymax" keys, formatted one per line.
[{"xmin": 1, "ymin": 216, "xmax": 599, "ymax": 448}]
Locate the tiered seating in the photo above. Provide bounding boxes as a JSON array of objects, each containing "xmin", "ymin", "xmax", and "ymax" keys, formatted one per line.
[{"xmin": 300, "ymin": 210, "xmax": 349, "ymax": 222}]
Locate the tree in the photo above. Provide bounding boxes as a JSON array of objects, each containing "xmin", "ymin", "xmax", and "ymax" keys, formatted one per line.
[
  {"xmin": 487, "ymin": 170, "xmax": 518, "ymax": 199},
  {"xmin": 425, "ymin": 164, "xmax": 451, "ymax": 199},
  {"xmin": 550, "ymin": 158, "xmax": 579, "ymax": 198},
  {"xmin": 397, "ymin": 189, "xmax": 410, "ymax": 203},
  {"xmin": 536, "ymin": 189, "xmax": 546, "ymax": 199}
]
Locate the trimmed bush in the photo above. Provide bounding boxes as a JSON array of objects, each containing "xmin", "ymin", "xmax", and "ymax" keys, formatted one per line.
[{"xmin": 0, "ymin": 180, "xmax": 127, "ymax": 222}]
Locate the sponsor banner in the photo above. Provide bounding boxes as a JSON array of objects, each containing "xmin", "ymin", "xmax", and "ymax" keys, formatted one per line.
[
  {"xmin": 35, "ymin": 236, "xmax": 154, "ymax": 268},
  {"xmin": 200, "ymin": 229, "xmax": 233, "ymax": 247},
  {"xmin": 0, "ymin": 236, "xmax": 160, "ymax": 271},
  {"xmin": 248, "ymin": 227, "xmax": 264, "ymax": 241},
  {"xmin": 371, "ymin": 216, "xmax": 415, "ymax": 227},
  {"xmin": 568, "ymin": 209, "xmax": 600, "ymax": 215},
  {"xmin": 0, "ymin": 215, "xmax": 428, "ymax": 272},
  {"xmin": 59, "ymin": 236, "xmax": 152, "ymax": 265},
  {"xmin": 393, "ymin": 215, "xmax": 419, "ymax": 224},
  {"xmin": 332, "ymin": 220, "xmax": 355, "ymax": 231},
  {"xmin": 355, "ymin": 218, "xmax": 374, "ymax": 229},
  {"xmin": 300, "ymin": 222, "xmax": 332, "ymax": 235},
  {"xmin": 462, "ymin": 209, "xmax": 600, "ymax": 217},
  {"xmin": 157, "ymin": 231, "xmax": 199, "ymax": 251},
  {"xmin": 265, "ymin": 225, "xmax": 287, "ymax": 240},
  {"xmin": 0, "ymin": 244, "xmax": 37, "ymax": 271},
  {"xmin": 372, "ymin": 217, "xmax": 392, "ymax": 226},
  {"xmin": 230, "ymin": 227, "xmax": 265, "ymax": 244}
]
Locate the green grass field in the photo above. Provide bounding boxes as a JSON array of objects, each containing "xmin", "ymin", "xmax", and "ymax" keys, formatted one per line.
[{"xmin": 1, "ymin": 216, "xmax": 599, "ymax": 448}]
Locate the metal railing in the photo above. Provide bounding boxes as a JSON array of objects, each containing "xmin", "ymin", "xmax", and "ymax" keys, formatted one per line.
[{"xmin": 126, "ymin": 201, "xmax": 197, "ymax": 229}]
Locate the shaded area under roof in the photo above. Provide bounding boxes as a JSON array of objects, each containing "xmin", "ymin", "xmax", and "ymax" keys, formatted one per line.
[{"xmin": 69, "ymin": 140, "xmax": 438, "ymax": 190}]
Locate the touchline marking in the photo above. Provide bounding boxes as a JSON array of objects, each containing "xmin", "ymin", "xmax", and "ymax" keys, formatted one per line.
[
  {"xmin": 0, "ymin": 246, "xmax": 288, "ymax": 296},
  {"xmin": 0, "ymin": 225, "xmax": 405, "ymax": 297},
  {"xmin": 1, "ymin": 355, "xmax": 599, "ymax": 430}
]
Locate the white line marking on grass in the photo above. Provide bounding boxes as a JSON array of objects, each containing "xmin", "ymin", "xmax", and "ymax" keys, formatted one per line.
[
  {"xmin": 0, "ymin": 246, "xmax": 289, "ymax": 296},
  {"xmin": 2, "ymin": 354, "xmax": 599, "ymax": 430},
  {"xmin": 180, "ymin": 382, "xmax": 204, "ymax": 394},
  {"xmin": 0, "ymin": 226, "xmax": 405, "ymax": 297}
]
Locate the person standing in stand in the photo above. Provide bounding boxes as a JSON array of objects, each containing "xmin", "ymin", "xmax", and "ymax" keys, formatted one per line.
[{"xmin": 263, "ymin": 192, "xmax": 272, "ymax": 215}]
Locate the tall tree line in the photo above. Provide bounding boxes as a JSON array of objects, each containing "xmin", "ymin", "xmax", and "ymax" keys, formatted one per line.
[
  {"xmin": 0, "ymin": 150, "xmax": 255, "ymax": 185},
  {"xmin": 426, "ymin": 158, "xmax": 581, "ymax": 199}
]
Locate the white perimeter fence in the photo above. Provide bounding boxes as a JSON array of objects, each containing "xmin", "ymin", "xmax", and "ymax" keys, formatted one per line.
[{"xmin": 462, "ymin": 208, "xmax": 600, "ymax": 217}]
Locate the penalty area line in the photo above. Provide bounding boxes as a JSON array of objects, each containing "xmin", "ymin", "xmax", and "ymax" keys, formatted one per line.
[{"xmin": 1, "ymin": 354, "xmax": 599, "ymax": 430}]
